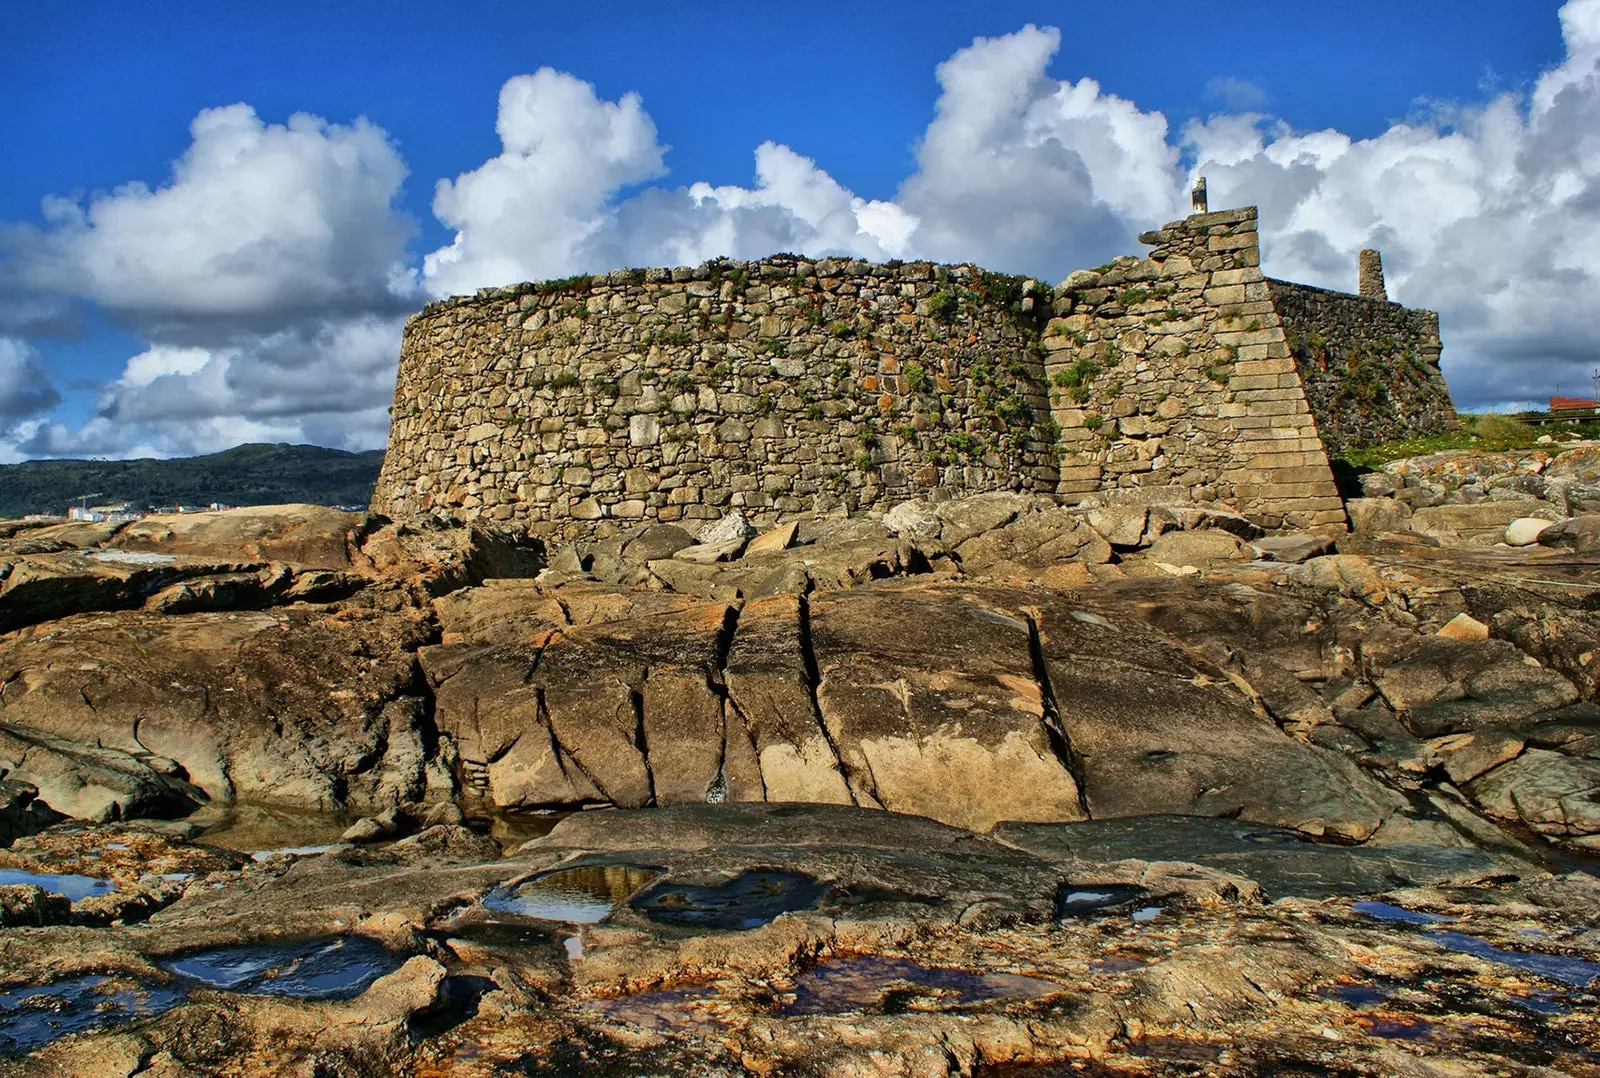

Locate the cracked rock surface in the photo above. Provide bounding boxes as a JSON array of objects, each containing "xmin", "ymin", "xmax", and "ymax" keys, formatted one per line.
[{"xmin": 0, "ymin": 497, "xmax": 1597, "ymax": 1074}]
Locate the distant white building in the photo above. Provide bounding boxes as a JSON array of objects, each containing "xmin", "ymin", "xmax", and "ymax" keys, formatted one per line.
[{"xmin": 68, "ymin": 503, "xmax": 144, "ymax": 523}]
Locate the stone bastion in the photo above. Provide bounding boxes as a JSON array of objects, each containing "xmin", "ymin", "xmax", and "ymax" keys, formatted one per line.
[{"xmin": 372, "ymin": 206, "xmax": 1457, "ymax": 538}]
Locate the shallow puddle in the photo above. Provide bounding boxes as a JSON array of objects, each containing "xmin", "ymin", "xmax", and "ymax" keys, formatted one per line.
[
  {"xmin": 1055, "ymin": 884, "xmax": 1146, "ymax": 919},
  {"xmin": 0, "ymin": 975, "xmax": 185, "ymax": 1056},
  {"xmin": 483, "ymin": 865, "xmax": 660, "ymax": 923},
  {"xmin": 1352, "ymin": 900, "xmax": 1452, "ymax": 926},
  {"xmin": 631, "ymin": 870, "xmax": 831, "ymax": 930},
  {"xmin": 161, "ymin": 936, "xmax": 401, "ymax": 1000},
  {"xmin": 468, "ymin": 809, "xmax": 571, "ymax": 850},
  {"xmin": 0, "ymin": 868, "xmax": 116, "ymax": 902},
  {"xmin": 1318, "ymin": 982, "xmax": 1388, "ymax": 1007},
  {"xmin": 249, "ymin": 844, "xmax": 337, "ymax": 862},
  {"xmin": 1354, "ymin": 900, "xmax": 1600, "ymax": 990},
  {"xmin": 195, "ymin": 803, "xmax": 354, "ymax": 855},
  {"xmin": 1428, "ymin": 931, "xmax": 1600, "ymax": 988},
  {"xmin": 781, "ymin": 956, "xmax": 1062, "ymax": 1016},
  {"xmin": 1358, "ymin": 1015, "xmax": 1435, "ymax": 1041},
  {"xmin": 584, "ymin": 986, "xmax": 723, "ymax": 1033}
]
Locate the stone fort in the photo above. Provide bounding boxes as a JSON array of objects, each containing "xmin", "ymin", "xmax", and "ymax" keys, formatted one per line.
[{"xmin": 371, "ymin": 206, "xmax": 1458, "ymax": 537}]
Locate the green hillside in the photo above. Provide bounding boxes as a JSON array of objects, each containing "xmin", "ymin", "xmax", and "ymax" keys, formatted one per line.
[{"xmin": 0, "ymin": 443, "xmax": 385, "ymax": 518}]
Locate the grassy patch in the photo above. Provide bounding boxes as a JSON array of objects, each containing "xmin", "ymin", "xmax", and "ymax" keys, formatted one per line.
[{"xmin": 1334, "ymin": 413, "xmax": 1600, "ymax": 469}]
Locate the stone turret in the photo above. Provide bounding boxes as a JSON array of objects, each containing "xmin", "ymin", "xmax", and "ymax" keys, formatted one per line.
[{"xmin": 1358, "ymin": 249, "xmax": 1387, "ymax": 301}]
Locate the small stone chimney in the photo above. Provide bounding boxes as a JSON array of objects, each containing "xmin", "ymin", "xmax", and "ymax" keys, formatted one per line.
[{"xmin": 1358, "ymin": 249, "xmax": 1387, "ymax": 301}]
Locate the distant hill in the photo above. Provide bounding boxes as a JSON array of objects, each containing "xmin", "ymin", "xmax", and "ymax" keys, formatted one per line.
[{"xmin": 0, "ymin": 443, "xmax": 385, "ymax": 518}]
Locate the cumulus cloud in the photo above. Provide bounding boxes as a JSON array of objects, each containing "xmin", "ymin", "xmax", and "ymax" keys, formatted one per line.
[
  {"xmin": 422, "ymin": 70, "xmax": 670, "ymax": 296},
  {"xmin": 1204, "ymin": 76, "xmax": 1270, "ymax": 111},
  {"xmin": 1184, "ymin": 0, "xmax": 1600, "ymax": 409},
  {"xmin": 895, "ymin": 25, "xmax": 1182, "ymax": 276},
  {"xmin": 1, "ymin": 104, "xmax": 415, "ymax": 459},
  {"xmin": 5, "ymin": 105, "xmax": 414, "ymax": 332}
]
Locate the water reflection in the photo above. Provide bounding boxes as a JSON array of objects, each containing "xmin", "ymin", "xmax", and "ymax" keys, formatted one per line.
[
  {"xmin": 0, "ymin": 868, "xmax": 116, "ymax": 902},
  {"xmin": 782, "ymin": 956, "xmax": 1062, "ymax": 1016},
  {"xmin": 484, "ymin": 865, "xmax": 661, "ymax": 923},
  {"xmin": 0, "ymin": 976, "xmax": 185, "ymax": 1056},
  {"xmin": 161, "ymin": 936, "xmax": 401, "ymax": 1000}
]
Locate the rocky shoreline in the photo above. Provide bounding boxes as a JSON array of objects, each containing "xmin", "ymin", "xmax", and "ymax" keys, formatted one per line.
[{"xmin": 1, "ymin": 454, "xmax": 1598, "ymax": 1075}]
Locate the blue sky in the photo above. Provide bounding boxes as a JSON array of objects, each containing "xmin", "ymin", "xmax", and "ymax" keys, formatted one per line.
[{"xmin": 0, "ymin": 0, "xmax": 1592, "ymax": 460}]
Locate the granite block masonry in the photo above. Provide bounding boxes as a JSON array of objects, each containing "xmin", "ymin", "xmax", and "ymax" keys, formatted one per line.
[{"xmin": 372, "ymin": 206, "xmax": 1458, "ymax": 538}]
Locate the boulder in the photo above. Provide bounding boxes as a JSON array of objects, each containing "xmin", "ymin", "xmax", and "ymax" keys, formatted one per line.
[
  {"xmin": 931, "ymin": 492, "xmax": 1041, "ymax": 547},
  {"xmin": 744, "ymin": 521, "xmax": 798, "ymax": 555},
  {"xmin": 1436, "ymin": 613, "xmax": 1490, "ymax": 642},
  {"xmin": 1407, "ymin": 660, "xmax": 1580, "ymax": 738},
  {"xmin": 1147, "ymin": 506, "xmax": 1262, "ymax": 540},
  {"xmin": 1467, "ymin": 748, "xmax": 1600, "ymax": 842},
  {"xmin": 1346, "ymin": 497, "xmax": 1412, "ymax": 534},
  {"xmin": 1425, "ymin": 729, "xmax": 1526, "ymax": 784},
  {"xmin": 1025, "ymin": 591, "xmax": 1405, "ymax": 841},
  {"xmin": 673, "ymin": 538, "xmax": 747, "ymax": 564},
  {"xmin": 1504, "ymin": 517, "xmax": 1554, "ymax": 546},
  {"xmin": 1357, "ymin": 473, "xmax": 1399, "ymax": 499},
  {"xmin": 724, "ymin": 595, "xmax": 853, "ymax": 806},
  {"xmin": 1410, "ymin": 500, "xmax": 1560, "ymax": 545},
  {"xmin": 810, "ymin": 585, "xmax": 1085, "ymax": 831},
  {"xmin": 1367, "ymin": 633, "xmax": 1580, "ymax": 737},
  {"xmin": 0, "ymin": 550, "xmax": 259, "ymax": 634},
  {"xmin": 1084, "ymin": 505, "xmax": 1148, "ymax": 548},
  {"xmin": 1247, "ymin": 534, "xmax": 1334, "ymax": 564},
  {"xmin": 1284, "ymin": 554, "xmax": 1385, "ymax": 602},
  {"xmin": 0, "ymin": 779, "xmax": 62, "ymax": 845},
  {"xmin": 424, "ymin": 589, "xmax": 748, "ymax": 810},
  {"xmin": 954, "ymin": 509, "xmax": 1112, "ymax": 575},
  {"xmin": 881, "ymin": 500, "xmax": 943, "ymax": 546},
  {"xmin": 0, "ymin": 607, "xmax": 443, "ymax": 814},
  {"xmin": 1535, "ymin": 514, "xmax": 1600, "ymax": 553},
  {"xmin": 621, "ymin": 524, "xmax": 696, "ymax": 563},
  {"xmin": 112, "ymin": 505, "xmax": 364, "ymax": 569},
  {"xmin": 1145, "ymin": 529, "xmax": 1247, "ymax": 569},
  {"xmin": 696, "ymin": 510, "xmax": 755, "ymax": 546},
  {"xmin": 0, "ymin": 725, "xmax": 199, "ymax": 823},
  {"xmin": 991, "ymin": 814, "xmax": 1501, "ymax": 899}
]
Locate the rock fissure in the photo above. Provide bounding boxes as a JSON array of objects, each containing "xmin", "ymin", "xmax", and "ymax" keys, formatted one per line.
[
  {"xmin": 795, "ymin": 593, "xmax": 860, "ymax": 807},
  {"xmin": 1022, "ymin": 610, "xmax": 1092, "ymax": 819},
  {"xmin": 630, "ymin": 686, "xmax": 656, "ymax": 807}
]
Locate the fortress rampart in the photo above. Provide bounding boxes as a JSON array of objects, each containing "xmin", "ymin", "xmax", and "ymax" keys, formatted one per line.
[
  {"xmin": 373, "ymin": 259, "xmax": 1061, "ymax": 539},
  {"xmin": 372, "ymin": 206, "xmax": 1457, "ymax": 537}
]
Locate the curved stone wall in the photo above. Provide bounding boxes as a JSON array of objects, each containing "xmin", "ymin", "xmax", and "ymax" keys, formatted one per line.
[
  {"xmin": 372, "ymin": 206, "xmax": 1458, "ymax": 538},
  {"xmin": 372, "ymin": 258, "xmax": 1060, "ymax": 539}
]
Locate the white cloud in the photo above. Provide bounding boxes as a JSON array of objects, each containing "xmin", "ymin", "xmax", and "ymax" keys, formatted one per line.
[
  {"xmin": 1204, "ymin": 76, "xmax": 1270, "ymax": 111},
  {"xmin": 60, "ymin": 314, "xmax": 405, "ymax": 457},
  {"xmin": 0, "ymin": 104, "xmax": 416, "ymax": 460},
  {"xmin": 422, "ymin": 69, "xmax": 669, "ymax": 296},
  {"xmin": 9, "ymin": 104, "xmax": 414, "ymax": 328},
  {"xmin": 895, "ymin": 25, "xmax": 1182, "ymax": 275},
  {"xmin": 1184, "ymin": 0, "xmax": 1600, "ymax": 408}
]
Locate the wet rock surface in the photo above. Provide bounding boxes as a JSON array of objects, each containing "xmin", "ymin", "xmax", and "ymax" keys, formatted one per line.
[
  {"xmin": 0, "ymin": 491, "xmax": 1597, "ymax": 1073},
  {"xmin": 0, "ymin": 806, "xmax": 1589, "ymax": 1075}
]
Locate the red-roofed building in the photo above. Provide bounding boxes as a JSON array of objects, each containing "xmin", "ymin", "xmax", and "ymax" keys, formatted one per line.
[{"xmin": 1551, "ymin": 396, "xmax": 1599, "ymax": 411}]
